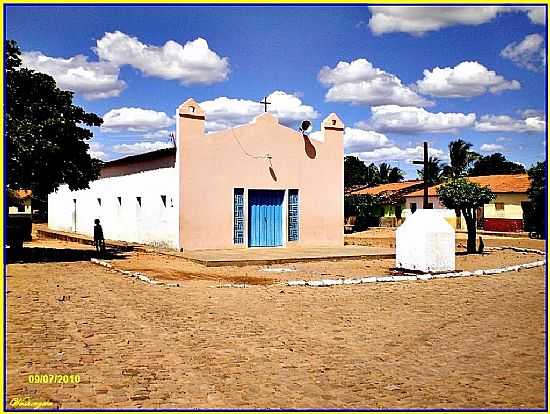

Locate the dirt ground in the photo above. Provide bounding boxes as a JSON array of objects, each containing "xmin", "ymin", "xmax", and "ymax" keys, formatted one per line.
[
  {"xmin": 112, "ymin": 248, "xmax": 545, "ymax": 285},
  {"xmin": 346, "ymin": 227, "xmax": 546, "ymax": 250},
  {"xmin": 6, "ymin": 236, "xmax": 547, "ymax": 409}
]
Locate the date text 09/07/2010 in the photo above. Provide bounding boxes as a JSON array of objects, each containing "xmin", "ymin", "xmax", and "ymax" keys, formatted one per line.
[{"xmin": 28, "ymin": 374, "xmax": 81, "ymax": 384}]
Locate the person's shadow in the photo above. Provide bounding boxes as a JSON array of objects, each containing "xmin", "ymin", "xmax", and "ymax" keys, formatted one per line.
[{"xmin": 7, "ymin": 246, "xmax": 128, "ymax": 264}]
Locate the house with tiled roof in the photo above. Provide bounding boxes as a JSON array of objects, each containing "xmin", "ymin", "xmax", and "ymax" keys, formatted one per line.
[
  {"xmin": 403, "ymin": 174, "xmax": 532, "ymax": 232},
  {"xmin": 348, "ymin": 180, "xmax": 424, "ymax": 227},
  {"xmin": 8, "ymin": 189, "xmax": 33, "ymax": 215}
]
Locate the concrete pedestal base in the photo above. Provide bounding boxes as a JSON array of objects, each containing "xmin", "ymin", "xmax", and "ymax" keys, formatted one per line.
[{"xmin": 396, "ymin": 209, "xmax": 455, "ymax": 272}]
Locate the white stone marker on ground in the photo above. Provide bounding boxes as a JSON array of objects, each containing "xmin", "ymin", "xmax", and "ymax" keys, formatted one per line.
[{"xmin": 396, "ymin": 209, "xmax": 455, "ymax": 273}]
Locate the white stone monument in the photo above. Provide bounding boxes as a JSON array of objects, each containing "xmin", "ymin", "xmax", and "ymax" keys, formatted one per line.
[{"xmin": 396, "ymin": 209, "xmax": 455, "ymax": 272}]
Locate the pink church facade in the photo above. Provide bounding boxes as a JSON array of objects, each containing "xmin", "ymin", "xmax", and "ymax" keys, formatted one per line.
[{"xmin": 48, "ymin": 98, "xmax": 344, "ymax": 251}]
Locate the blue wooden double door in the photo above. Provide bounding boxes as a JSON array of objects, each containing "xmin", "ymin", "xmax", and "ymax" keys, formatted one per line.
[{"xmin": 248, "ymin": 190, "xmax": 284, "ymax": 247}]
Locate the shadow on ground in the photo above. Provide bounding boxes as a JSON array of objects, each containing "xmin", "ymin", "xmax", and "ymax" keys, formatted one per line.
[{"xmin": 7, "ymin": 247, "xmax": 130, "ymax": 264}]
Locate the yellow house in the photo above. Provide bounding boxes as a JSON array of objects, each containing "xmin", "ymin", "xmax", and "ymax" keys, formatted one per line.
[{"xmin": 403, "ymin": 174, "xmax": 531, "ymax": 232}]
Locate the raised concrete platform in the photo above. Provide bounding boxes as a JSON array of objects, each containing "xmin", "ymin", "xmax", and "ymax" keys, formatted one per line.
[
  {"xmin": 36, "ymin": 225, "xmax": 136, "ymax": 251},
  {"xmin": 36, "ymin": 225, "xmax": 395, "ymax": 267},
  {"xmin": 181, "ymin": 246, "xmax": 395, "ymax": 267}
]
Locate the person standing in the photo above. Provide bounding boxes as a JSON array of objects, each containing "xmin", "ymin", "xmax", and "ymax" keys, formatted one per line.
[{"xmin": 93, "ymin": 218, "xmax": 106, "ymax": 256}]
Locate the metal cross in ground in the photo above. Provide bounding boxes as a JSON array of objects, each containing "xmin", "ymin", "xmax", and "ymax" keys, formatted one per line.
[
  {"xmin": 412, "ymin": 141, "xmax": 430, "ymax": 209},
  {"xmin": 259, "ymin": 96, "xmax": 271, "ymax": 112}
]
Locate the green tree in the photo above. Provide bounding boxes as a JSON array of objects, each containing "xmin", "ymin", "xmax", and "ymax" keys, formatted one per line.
[
  {"xmin": 437, "ymin": 179, "xmax": 495, "ymax": 253},
  {"xmin": 344, "ymin": 193, "xmax": 381, "ymax": 230},
  {"xmin": 7, "ymin": 40, "xmax": 103, "ymax": 199},
  {"xmin": 379, "ymin": 162, "xmax": 404, "ymax": 184},
  {"xmin": 365, "ymin": 163, "xmax": 381, "ymax": 187},
  {"xmin": 344, "ymin": 156, "xmax": 369, "ymax": 189},
  {"xmin": 442, "ymin": 139, "xmax": 479, "ymax": 179},
  {"xmin": 441, "ymin": 139, "xmax": 480, "ymax": 222},
  {"xmin": 387, "ymin": 166, "xmax": 405, "ymax": 183},
  {"xmin": 468, "ymin": 153, "xmax": 526, "ymax": 176},
  {"xmin": 527, "ymin": 161, "xmax": 546, "ymax": 238},
  {"xmin": 417, "ymin": 156, "xmax": 445, "ymax": 185},
  {"xmin": 379, "ymin": 162, "xmax": 390, "ymax": 183}
]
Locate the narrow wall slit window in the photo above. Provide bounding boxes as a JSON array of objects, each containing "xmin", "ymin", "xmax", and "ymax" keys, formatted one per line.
[
  {"xmin": 161, "ymin": 195, "xmax": 167, "ymax": 207},
  {"xmin": 136, "ymin": 196, "xmax": 142, "ymax": 207},
  {"xmin": 288, "ymin": 189, "xmax": 299, "ymax": 242},
  {"xmin": 233, "ymin": 188, "xmax": 244, "ymax": 244},
  {"xmin": 117, "ymin": 196, "xmax": 122, "ymax": 206}
]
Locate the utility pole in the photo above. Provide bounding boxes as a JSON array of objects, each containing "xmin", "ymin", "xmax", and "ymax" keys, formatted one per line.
[{"xmin": 412, "ymin": 141, "xmax": 430, "ymax": 209}]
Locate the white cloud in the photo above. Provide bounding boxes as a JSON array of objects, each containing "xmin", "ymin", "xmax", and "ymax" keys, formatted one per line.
[
  {"xmin": 339, "ymin": 118, "xmax": 446, "ymax": 163},
  {"xmin": 112, "ymin": 141, "xmax": 173, "ymax": 155},
  {"xmin": 351, "ymin": 144, "xmax": 445, "ymax": 162},
  {"xmin": 480, "ymin": 143, "xmax": 504, "ymax": 152},
  {"xmin": 21, "ymin": 52, "xmax": 126, "ymax": 100},
  {"xmin": 519, "ymin": 108, "xmax": 545, "ymax": 119},
  {"xmin": 88, "ymin": 142, "xmax": 107, "ymax": 160},
  {"xmin": 368, "ymin": 6, "xmax": 545, "ymax": 35},
  {"xmin": 501, "ymin": 33, "xmax": 546, "ymax": 72},
  {"xmin": 20, "ymin": 31, "xmax": 229, "ymax": 99},
  {"xmin": 200, "ymin": 91, "xmax": 318, "ymax": 132},
  {"xmin": 319, "ymin": 59, "xmax": 431, "ymax": 107},
  {"xmin": 496, "ymin": 136, "xmax": 512, "ymax": 142},
  {"xmin": 143, "ymin": 129, "xmax": 175, "ymax": 140},
  {"xmin": 342, "ymin": 127, "xmax": 391, "ymax": 153},
  {"xmin": 95, "ymin": 31, "xmax": 229, "ymax": 85},
  {"xmin": 416, "ymin": 61, "xmax": 520, "ymax": 98},
  {"xmin": 524, "ymin": 6, "xmax": 546, "ymax": 25},
  {"xmin": 102, "ymin": 107, "xmax": 175, "ymax": 132},
  {"xmin": 367, "ymin": 105, "xmax": 476, "ymax": 134},
  {"xmin": 475, "ymin": 113, "xmax": 546, "ymax": 133},
  {"xmin": 314, "ymin": 123, "xmax": 436, "ymax": 162}
]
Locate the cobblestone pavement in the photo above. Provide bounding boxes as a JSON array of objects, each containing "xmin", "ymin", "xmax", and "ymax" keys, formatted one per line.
[{"xmin": 7, "ymin": 258, "xmax": 545, "ymax": 409}]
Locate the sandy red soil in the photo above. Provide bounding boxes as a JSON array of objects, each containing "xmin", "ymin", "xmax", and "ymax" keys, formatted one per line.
[{"xmin": 5, "ymin": 236, "xmax": 546, "ymax": 409}]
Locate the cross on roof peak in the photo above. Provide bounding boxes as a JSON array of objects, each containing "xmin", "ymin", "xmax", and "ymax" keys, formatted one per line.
[{"xmin": 259, "ymin": 96, "xmax": 271, "ymax": 112}]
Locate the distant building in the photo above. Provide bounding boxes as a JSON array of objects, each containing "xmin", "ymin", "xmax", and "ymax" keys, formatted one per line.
[
  {"xmin": 48, "ymin": 98, "xmax": 345, "ymax": 250},
  {"xmin": 403, "ymin": 174, "xmax": 532, "ymax": 232},
  {"xmin": 348, "ymin": 180, "xmax": 424, "ymax": 227},
  {"xmin": 8, "ymin": 189, "xmax": 32, "ymax": 215}
]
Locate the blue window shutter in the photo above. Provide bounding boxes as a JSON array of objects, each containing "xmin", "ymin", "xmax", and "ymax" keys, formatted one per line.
[
  {"xmin": 234, "ymin": 189, "xmax": 244, "ymax": 244},
  {"xmin": 288, "ymin": 190, "xmax": 299, "ymax": 241}
]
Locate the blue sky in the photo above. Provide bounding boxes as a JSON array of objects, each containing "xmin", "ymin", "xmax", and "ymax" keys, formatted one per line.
[{"xmin": 5, "ymin": 5, "xmax": 547, "ymax": 178}]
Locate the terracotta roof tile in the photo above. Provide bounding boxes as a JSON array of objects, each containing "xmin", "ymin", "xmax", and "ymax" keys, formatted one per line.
[
  {"xmin": 405, "ymin": 174, "xmax": 530, "ymax": 197},
  {"xmin": 350, "ymin": 180, "xmax": 423, "ymax": 196},
  {"xmin": 9, "ymin": 189, "xmax": 33, "ymax": 199}
]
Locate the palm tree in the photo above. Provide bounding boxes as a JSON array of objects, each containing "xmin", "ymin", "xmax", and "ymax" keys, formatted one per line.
[
  {"xmin": 417, "ymin": 156, "xmax": 445, "ymax": 185},
  {"xmin": 388, "ymin": 166, "xmax": 404, "ymax": 183},
  {"xmin": 379, "ymin": 162, "xmax": 391, "ymax": 184},
  {"xmin": 442, "ymin": 139, "xmax": 479, "ymax": 179},
  {"xmin": 379, "ymin": 162, "xmax": 404, "ymax": 184},
  {"xmin": 442, "ymin": 139, "xmax": 478, "ymax": 229},
  {"xmin": 365, "ymin": 163, "xmax": 381, "ymax": 187}
]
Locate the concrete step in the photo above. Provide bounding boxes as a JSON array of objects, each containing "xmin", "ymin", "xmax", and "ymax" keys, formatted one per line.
[{"xmin": 36, "ymin": 228, "xmax": 135, "ymax": 251}]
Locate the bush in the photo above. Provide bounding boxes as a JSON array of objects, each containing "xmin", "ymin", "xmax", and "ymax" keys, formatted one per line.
[{"xmin": 344, "ymin": 194, "xmax": 381, "ymax": 231}]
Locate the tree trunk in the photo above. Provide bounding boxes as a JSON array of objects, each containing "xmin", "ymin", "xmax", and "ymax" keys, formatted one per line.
[{"xmin": 462, "ymin": 208, "xmax": 477, "ymax": 254}]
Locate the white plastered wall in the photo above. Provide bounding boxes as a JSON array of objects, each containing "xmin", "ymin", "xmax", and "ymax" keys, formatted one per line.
[{"xmin": 48, "ymin": 167, "xmax": 179, "ymax": 249}]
